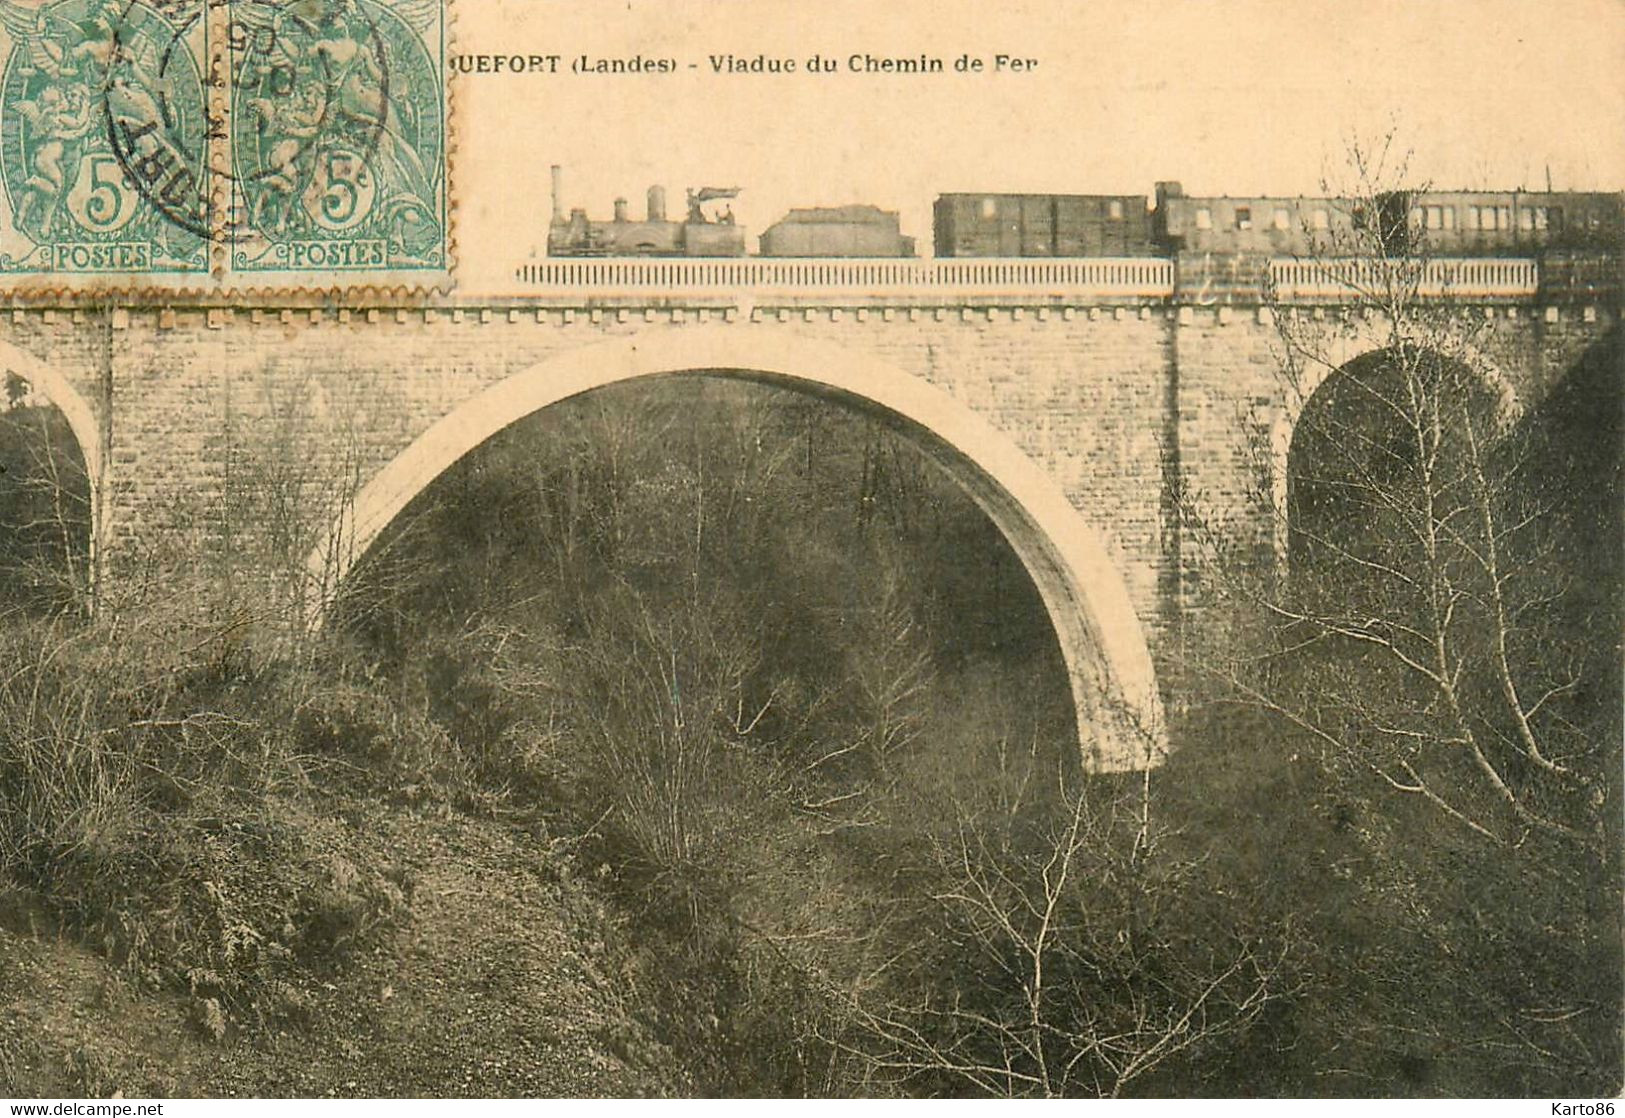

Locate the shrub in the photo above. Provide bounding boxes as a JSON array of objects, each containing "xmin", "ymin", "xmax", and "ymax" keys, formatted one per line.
[{"xmin": 0, "ymin": 617, "xmax": 413, "ymax": 1037}]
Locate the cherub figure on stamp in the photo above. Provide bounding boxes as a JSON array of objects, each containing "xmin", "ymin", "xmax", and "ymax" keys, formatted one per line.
[
  {"xmin": 0, "ymin": 0, "xmax": 209, "ymax": 276},
  {"xmin": 229, "ymin": 0, "xmax": 446, "ymax": 278}
]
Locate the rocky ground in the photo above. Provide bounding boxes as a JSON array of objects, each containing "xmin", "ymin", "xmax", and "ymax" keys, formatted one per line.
[{"xmin": 0, "ymin": 807, "xmax": 689, "ymax": 1098}]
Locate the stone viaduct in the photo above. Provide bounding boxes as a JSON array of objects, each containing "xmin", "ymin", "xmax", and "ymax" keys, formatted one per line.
[{"xmin": 0, "ymin": 254, "xmax": 1615, "ymax": 769}]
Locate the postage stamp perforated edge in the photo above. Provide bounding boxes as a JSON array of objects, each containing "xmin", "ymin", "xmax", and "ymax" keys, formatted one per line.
[
  {"xmin": 0, "ymin": 0, "xmax": 454, "ymax": 301},
  {"xmin": 222, "ymin": 0, "xmax": 452, "ymax": 292},
  {"xmin": 0, "ymin": 0, "xmax": 212, "ymax": 287},
  {"xmin": 226, "ymin": 0, "xmax": 456, "ymax": 301}
]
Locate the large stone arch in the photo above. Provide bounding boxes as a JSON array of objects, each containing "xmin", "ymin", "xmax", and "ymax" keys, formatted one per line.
[
  {"xmin": 307, "ymin": 326, "xmax": 1165, "ymax": 771},
  {"xmin": 0, "ymin": 338, "xmax": 103, "ymax": 598}
]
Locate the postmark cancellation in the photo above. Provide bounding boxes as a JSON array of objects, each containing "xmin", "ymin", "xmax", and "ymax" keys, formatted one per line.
[{"xmin": 0, "ymin": 0, "xmax": 448, "ymax": 295}]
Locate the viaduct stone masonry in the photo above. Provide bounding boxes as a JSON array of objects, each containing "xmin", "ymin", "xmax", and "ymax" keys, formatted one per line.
[{"xmin": 0, "ymin": 267, "xmax": 1614, "ymax": 769}]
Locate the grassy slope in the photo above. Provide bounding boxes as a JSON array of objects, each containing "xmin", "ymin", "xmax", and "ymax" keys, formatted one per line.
[{"xmin": 1, "ymin": 797, "xmax": 687, "ymax": 1098}]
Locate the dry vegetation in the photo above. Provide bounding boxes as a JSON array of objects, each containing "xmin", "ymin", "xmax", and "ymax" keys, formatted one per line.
[{"xmin": 0, "ymin": 162, "xmax": 1618, "ymax": 1094}]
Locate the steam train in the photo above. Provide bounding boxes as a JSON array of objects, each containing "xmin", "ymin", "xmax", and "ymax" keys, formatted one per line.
[{"xmin": 545, "ymin": 164, "xmax": 1624, "ymax": 260}]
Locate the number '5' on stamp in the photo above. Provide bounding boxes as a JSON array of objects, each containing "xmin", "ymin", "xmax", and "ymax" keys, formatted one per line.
[{"xmin": 0, "ymin": 0, "xmax": 448, "ymax": 292}]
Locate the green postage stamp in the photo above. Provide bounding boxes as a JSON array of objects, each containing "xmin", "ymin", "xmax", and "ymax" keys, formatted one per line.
[
  {"xmin": 0, "ymin": 0, "xmax": 210, "ymax": 279},
  {"xmin": 228, "ymin": 0, "xmax": 447, "ymax": 284},
  {"xmin": 0, "ymin": 0, "xmax": 448, "ymax": 292}
]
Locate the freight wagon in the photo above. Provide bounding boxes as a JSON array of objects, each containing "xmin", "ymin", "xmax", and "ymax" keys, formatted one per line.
[{"xmin": 933, "ymin": 193, "xmax": 1158, "ymax": 257}]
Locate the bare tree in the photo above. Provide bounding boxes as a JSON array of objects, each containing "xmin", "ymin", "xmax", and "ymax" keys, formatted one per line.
[
  {"xmin": 797, "ymin": 553, "xmax": 932, "ymax": 830},
  {"xmin": 1184, "ymin": 134, "xmax": 1613, "ymax": 853},
  {"xmin": 832, "ymin": 756, "xmax": 1288, "ymax": 1098},
  {"xmin": 1178, "ymin": 134, "xmax": 1621, "ymax": 1090}
]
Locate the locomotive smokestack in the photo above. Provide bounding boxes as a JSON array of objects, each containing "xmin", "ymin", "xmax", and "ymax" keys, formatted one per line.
[
  {"xmin": 550, "ymin": 165, "xmax": 564, "ymax": 223},
  {"xmin": 613, "ymin": 197, "xmax": 629, "ymax": 223},
  {"xmin": 647, "ymin": 184, "xmax": 666, "ymax": 223}
]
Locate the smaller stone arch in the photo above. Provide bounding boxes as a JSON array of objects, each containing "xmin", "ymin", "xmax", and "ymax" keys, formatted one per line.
[
  {"xmin": 306, "ymin": 326, "xmax": 1166, "ymax": 771},
  {"xmin": 1285, "ymin": 331, "xmax": 1520, "ymax": 429},
  {"xmin": 1277, "ymin": 340, "xmax": 1515, "ymax": 575},
  {"xmin": 0, "ymin": 337, "xmax": 104, "ymax": 599},
  {"xmin": 1269, "ymin": 334, "xmax": 1520, "ymax": 568},
  {"xmin": 0, "ymin": 339, "xmax": 103, "ymax": 493}
]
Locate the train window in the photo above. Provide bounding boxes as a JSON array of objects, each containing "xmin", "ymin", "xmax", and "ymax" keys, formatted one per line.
[
  {"xmin": 1235, "ymin": 206, "xmax": 1252, "ymax": 230},
  {"xmin": 1108, "ymin": 199, "xmax": 1124, "ymax": 220},
  {"xmin": 1465, "ymin": 207, "xmax": 1481, "ymax": 230},
  {"xmin": 1497, "ymin": 205, "xmax": 1511, "ymax": 230},
  {"xmin": 1423, "ymin": 205, "xmax": 1454, "ymax": 230},
  {"xmin": 1311, "ymin": 209, "xmax": 1330, "ymax": 230},
  {"xmin": 1533, "ymin": 207, "xmax": 1549, "ymax": 231},
  {"xmin": 1273, "ymin": 208, "xmax": 1290, "ymax": 230},
  {"xmin": 1195, "ymin": 207, "xmax": 1212, "ymax": 230},
  {"xmin": 1519, "ymin": 208, "xmax": 1535, "ymax": 232},
  {"xmin": 980, "ymin": 198, "xmax": 997, "ymax": 220}
]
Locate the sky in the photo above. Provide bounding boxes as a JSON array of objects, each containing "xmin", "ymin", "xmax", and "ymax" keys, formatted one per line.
[{"xmin": 450, "ymin": 0, "xmax": 1625, "ymax": 287}]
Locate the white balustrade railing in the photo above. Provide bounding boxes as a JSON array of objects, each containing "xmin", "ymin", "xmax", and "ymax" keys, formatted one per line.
[
  {"xmin": 513, "ymin": 256, "xmax": 1177, "ymax": 299},
  {"xmin": 1269, "ymin": 257, "xmax": 1539, "ymax": 299},
  {"xmin": 510, "ymin": 255, "xmax": 1542, "ymax": 303}
]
